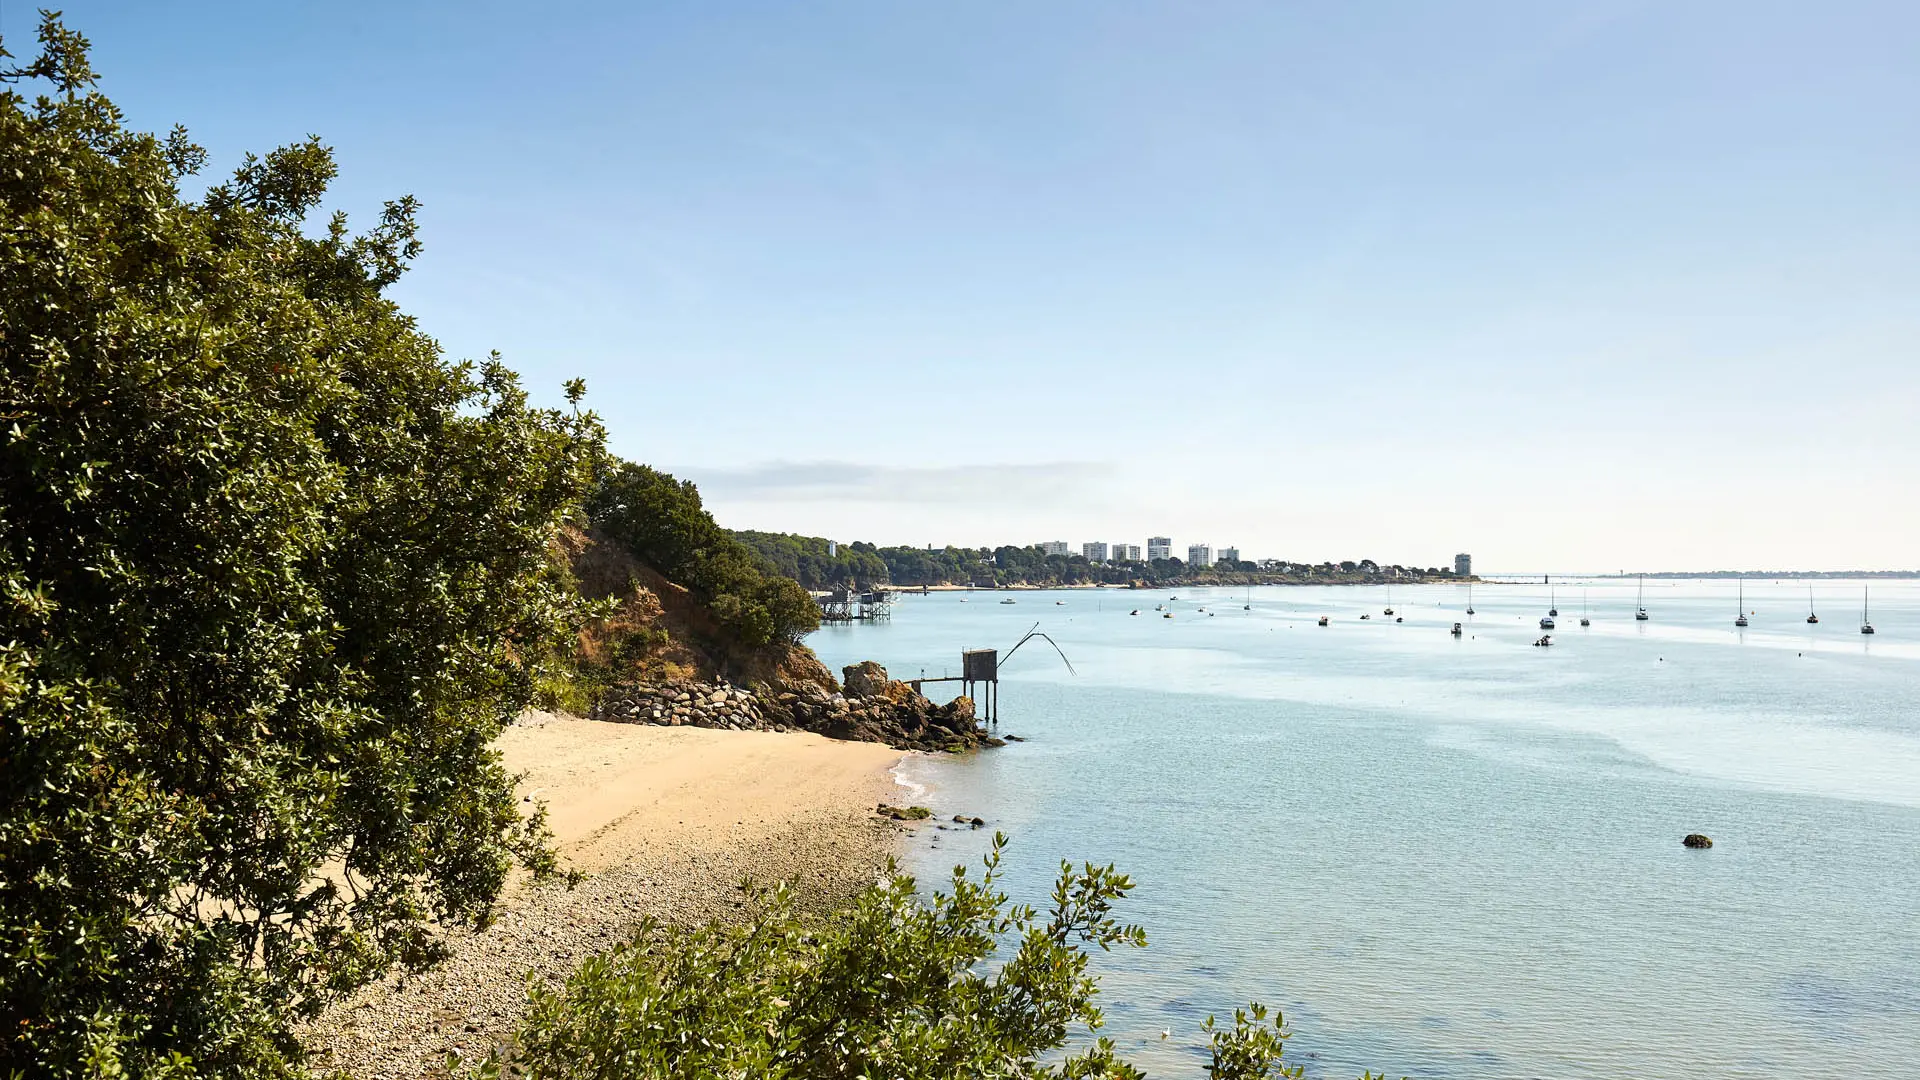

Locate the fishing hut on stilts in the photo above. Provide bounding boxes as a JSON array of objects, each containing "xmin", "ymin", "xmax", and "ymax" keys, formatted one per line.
[{"xmin": 906, "ymin": 623, "xmax": 1074, "ymax": 727}]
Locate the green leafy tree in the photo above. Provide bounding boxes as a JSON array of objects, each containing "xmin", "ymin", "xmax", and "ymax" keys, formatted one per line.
[
  {"xmin": 1, "ymin": 15, "xmax": 598, "ymax": 1076},
  {"xmin": 486, "ymin": 837, "xmax": 1395, "ymax": 1080},
  {"xmin": 589, "ymin": 461, "xmax": 818, "ymax": 647}
]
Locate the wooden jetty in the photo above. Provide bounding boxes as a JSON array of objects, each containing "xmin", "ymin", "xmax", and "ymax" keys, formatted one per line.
[{"xmin": 815, "ymin": 588, "xmax": 896, "ymax": 623}]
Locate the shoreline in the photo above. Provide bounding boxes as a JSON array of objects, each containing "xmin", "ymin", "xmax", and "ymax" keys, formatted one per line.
[
  {"xmin": 303, "ymin": 712, "xmax": 909, "ymax": 1076},
  {"xmin": 885, "ymin": 578, "xmax": 1478, "ymax": 592}
]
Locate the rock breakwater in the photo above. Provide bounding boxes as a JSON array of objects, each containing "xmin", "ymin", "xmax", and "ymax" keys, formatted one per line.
[{"xmin": 592, "ymin": 661, "xmax": 1000, "ymax": 753}]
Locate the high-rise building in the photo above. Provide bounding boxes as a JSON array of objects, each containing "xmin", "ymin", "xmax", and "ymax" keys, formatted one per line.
[
  {"xmin": 1188, "ymin": 544, "xmax": 1214, "ymax": 567},
  {"xmin": 1039, "ymin": 541, "xmax": 1070, "ymax": 557},
  {"xmin": 1082, "ymin": 542, "xmax": 1108, "ymax": 562},
  {"xmin": 1121, "ymin": 544, "xmax": 1142, "ymax": 562},
  {"xmin": 1147, "ymin": 537, "xmax": 1172, "ymax": 561},
  {"xmin": 1454, "ymin": 553, "xmax": 1472, "ymax": 577},
  {"xmin": 1218, "ymin": 546, "xmax": 1240, "ymax": 564}
]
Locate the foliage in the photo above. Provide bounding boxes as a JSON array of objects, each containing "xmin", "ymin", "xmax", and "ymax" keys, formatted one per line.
[
  {"xmin": 733, "ymin": 530, "xmax": 890, "ymax": 590},
  {"xmin": 732, "ymin": 532, "xmax": 1456, "ymax": 590},
  {"xmin": 481, "ymin": 837, "xmax": 1391, "ymax": 1080},
  {"xmin": 588, "ymin": 461, "xmax": 818, "ymax": 649},
  {"xmin": 1, "ymin": 15, "xmax": 598, "ymax": 1077}
]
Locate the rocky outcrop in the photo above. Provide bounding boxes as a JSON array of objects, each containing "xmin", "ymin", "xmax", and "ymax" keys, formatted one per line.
[
  {"xmin": 592, "ymin": 662, "xmax": 1000, "ymax": 753},
  {"xmin": 1682, "ymin": 833, "xmax": 1713, "ymax": 849},
  {"xmin": 841, "ymin": 660, "xmax": 892, "ymax": 699}
]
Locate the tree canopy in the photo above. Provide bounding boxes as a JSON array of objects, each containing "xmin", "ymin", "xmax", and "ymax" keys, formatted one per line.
[
  {"xmin": 1, "ymin": 15, "xmax": 597, "ymax": 1076},
  {"xmin": 588, "ymin": 461, "xmax": 819, "ymax": 649}
]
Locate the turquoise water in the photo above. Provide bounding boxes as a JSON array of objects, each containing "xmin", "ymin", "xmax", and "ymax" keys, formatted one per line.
[{"xmin": 807, "ymin": 579, "xmax": 1920, "ymax": 1079}]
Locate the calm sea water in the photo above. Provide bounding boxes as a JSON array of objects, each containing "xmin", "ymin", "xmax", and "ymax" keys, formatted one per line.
[{"xmin": 807, "ymin": 578, "xmax": 1920, "ymax": 1079}]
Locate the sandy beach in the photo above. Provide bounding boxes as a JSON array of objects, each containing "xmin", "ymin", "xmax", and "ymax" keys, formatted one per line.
[{"xmin": 305, "ymin": 712, "xmax": 906, "ymax": 1078}]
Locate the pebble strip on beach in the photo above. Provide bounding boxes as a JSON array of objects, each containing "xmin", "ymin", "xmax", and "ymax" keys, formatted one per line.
[{"xmin": 302, "ymin": 814, "xmax": 902, "ymax": 1079}]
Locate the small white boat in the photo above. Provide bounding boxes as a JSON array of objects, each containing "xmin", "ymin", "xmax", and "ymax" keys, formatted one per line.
[
  {"xmin": 1130, "ymin": 609, "xmax": 1140, "ymax": 616},
  {"xmin": 1000, "ymin": 598, "xmax": 1017, "ymax": 605},
  {"xmin": 1539, "ymin": 614, "xmax": 1555, "ymax": 630},
  {"xmin": 1055, "ymin": 600, "xmax": 1066, "ymax": 606},
  {"xmin": 1317, "ymin": 616, "xmax": 1330, "ymax": 626},
  {"xmin": 1451, "ymin": 622, "xmax": 1463, "ymax": 637},
  {"xmin": 1636, "ymin": 574, "xmax": 1650, "ymax": 621}
]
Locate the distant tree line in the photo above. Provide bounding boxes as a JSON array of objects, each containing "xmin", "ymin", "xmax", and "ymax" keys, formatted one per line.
[{"xmin": 732, "ymin": 534, "xmax": 1460, "ymax": 589}]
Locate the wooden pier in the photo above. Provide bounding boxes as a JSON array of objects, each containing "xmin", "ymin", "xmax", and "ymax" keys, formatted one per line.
[
  {"xmin": 815, "ymin": 588, "xmax": 896, "ymax": 623},
  {"xmin": 907, "ymin": 647, "xmax": 999, "ymax": 725}
]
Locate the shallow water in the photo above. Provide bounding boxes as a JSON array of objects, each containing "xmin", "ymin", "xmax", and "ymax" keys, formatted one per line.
[{"xmin": 808, "ymin": 578, "xmax": 1920, "ymax": 1079}]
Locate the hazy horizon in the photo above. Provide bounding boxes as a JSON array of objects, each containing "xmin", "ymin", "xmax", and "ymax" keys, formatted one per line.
[{"xmin": 63, "ymin": 1, "xmax": 1920, "ymax": 570}]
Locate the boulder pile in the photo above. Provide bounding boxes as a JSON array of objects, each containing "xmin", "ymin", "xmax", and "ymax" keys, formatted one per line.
[{"xmin": 593, "ymin": 661, "xmax": 999, "ymax": 753}]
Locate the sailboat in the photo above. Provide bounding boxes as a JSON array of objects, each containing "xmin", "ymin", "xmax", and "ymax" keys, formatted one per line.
[
  {"xmin": 1244, "ymin": 584, "xmax": 1251, "ymax": 611},
  {"xmin": 1580, "ymin": 589, "xmax": 1590, "ymax": 627},
  {"xmin": 1383, "ymin": 583, "xmax": 1394, "ymax": 617},
  {"xmin": 1806, "ymin": 585, "xmax": 1819, "ymax": 625},
  {"xmin": 1734, "ymin": 580, "xmax": 1748, "ymax": 627},
  {"xmin": 1861, "ymin": 587, "xmax": 1875, "ymax": 635},
  {"xmin": 1548, "ymin": 585, "xmax": 1558, "ymax": 618},
  {"xmin": 1465, "ymin": 582, "xmax": 1475, "ymax": 616},
  {"xmin": 1635, "ymin": 574, "xmax": 1650, "ymax": 621}
]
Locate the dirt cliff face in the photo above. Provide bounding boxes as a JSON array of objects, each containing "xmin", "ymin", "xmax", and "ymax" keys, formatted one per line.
[{"xmin": 561, "ymin": 526, "xmax": 836, "ymax": 692}]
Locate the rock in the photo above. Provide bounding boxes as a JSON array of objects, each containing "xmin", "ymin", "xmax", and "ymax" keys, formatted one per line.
[
  {"xmin": 842, "ymin": 661, "xmax": 891, "ymax": 698},
  {"xmin": 1682, "ymin": 833, "xmax": 1713, "ymax": 849},
  {"xmin": 875, "ymin": 804, "xmax": 932, "ymax": 821}
]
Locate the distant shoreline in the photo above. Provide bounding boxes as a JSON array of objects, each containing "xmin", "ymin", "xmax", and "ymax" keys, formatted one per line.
[{"xmin": 881, "ymin": 576, "xmax": 1480, "ymax": 592}]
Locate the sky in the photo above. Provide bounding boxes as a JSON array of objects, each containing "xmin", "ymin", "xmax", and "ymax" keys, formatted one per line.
[{"xmin": 24, "ymin": 1, "xmax": 1920, "ymax": 571}]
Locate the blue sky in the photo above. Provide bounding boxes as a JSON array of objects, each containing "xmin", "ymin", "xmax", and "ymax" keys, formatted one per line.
[{"xmin": 38, "ymin": 1, "xmax": 1920, "ymax": 570}]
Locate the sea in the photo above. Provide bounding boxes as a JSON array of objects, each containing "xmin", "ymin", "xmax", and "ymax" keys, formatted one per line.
[{"xmin": 806, "ymin": 577, "xmax": 1920, "ymax": 1080}]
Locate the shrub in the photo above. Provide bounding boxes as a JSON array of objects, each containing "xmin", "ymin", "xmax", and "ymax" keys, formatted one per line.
[{"xmin": 481, "ymin": 838, "xmax": 1395, "ymax": 1080}]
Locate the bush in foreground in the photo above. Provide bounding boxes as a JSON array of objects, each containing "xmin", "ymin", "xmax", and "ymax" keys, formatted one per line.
[{"xmin": 483, "ymin": 837, "xmax": 1394, "ymax": 1080}]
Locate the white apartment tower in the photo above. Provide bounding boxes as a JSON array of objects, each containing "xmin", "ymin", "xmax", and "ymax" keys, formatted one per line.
[
  {"xmin": 1039, "ymin": 541, "xmax": 1070, "ymax": 557},
  {"xmin": 1147, "ymin": 537, "xmax": 1172, "ymax": 561},
  {"xmin": 1188, "ymin": 544, "xmax": 1214, "ymax": 567},
  {"xmin": 1218, "ymin": 546, "xmax": 1240, "ymax": 564},
  {"xmin": 1082, "ymin": 542, "xmax": 1108, "ymax": 562},
  {"xmin": 1454, "ymin": 553, "xmax": 1472, "ymax": 577},
  {"xmin": 1115, "ymin": 543, "xmax": 1141, "ymax": 562}
]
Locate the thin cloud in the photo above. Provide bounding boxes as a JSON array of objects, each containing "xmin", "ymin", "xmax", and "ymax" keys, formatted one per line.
[{"xmin": 682, "ymin": 460, "xmax": 1118, "ymax": 505}]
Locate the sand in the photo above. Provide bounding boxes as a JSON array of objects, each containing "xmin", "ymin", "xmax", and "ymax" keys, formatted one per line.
[{"xmin": 303, "ymin": 712, "xmax": 907, "ymax": 1078}]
